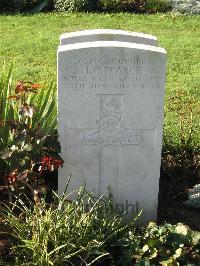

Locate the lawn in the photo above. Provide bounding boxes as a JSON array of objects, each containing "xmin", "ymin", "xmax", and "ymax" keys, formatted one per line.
[{"xmin": 0, "ymin": 12, "xmax": 199, "ymax": 147}]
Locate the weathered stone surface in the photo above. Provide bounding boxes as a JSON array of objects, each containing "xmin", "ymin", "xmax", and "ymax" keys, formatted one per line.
[
  {"xmin": 60, "ymin": 29, "xmax": 157, "ymax": 46},
  {"xmin": 57, "ymin": 40, "xmax": 166, "ymax": 223}
]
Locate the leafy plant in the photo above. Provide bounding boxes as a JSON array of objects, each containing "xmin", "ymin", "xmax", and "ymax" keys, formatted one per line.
[
  {"xmin": 0, "ymin": 66, "xmax": 57, "ymax": 148},
  {"xmin": 132, "ymin": 222, "xmax": 200, "ymax": 264},
  {"xmin": 145, "ymin": 0, "xmax": 172, "ymax": 13},
  {"xmin": 171, "ymin": 0, "xmax": 200, "ymax": 14},
  {"xmin": 54, "ymin": 0, "xmax": 93, "ymax": 12},
  {"xmin": 97, "ymin": 0, "xmax": 120, "ymax": 11},
  {"xmin": 185, "ymin": 184, "xmax": 200, "ymax": 208},
  {"xmin": 0, "ymin": 65, "xmax": 15, "ymax": 152},
  {"xmin": 0, "ymin": 66, "xmax": 62, "ymax": 200},
  {"xmin": 0, "ymin": 180, "xmax": 138, "ymax": 265},
  {"xmin": 98, "ymin": 0, "xmax": 172, "ymax": 13}
]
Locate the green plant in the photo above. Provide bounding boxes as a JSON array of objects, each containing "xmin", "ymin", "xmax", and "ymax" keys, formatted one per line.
[
  {"xmin": 120, "ymin": 0, "xmax": 147, "ymax": 12},
  {"xmin": 145, "ymin": 0, "xmax": 172, "ymax": 13},
  {"xmin": 0, "ymin": 67, "xmax": 62, "ymax": 200},
  {"xmin": 0, "ymin": 65, "xmax": 15, "ymax": 152},
  {"xmin": 132, "ymin": 222, "xmax": 200, "ymax": 264},
  {"xmin": 97, "ymin": 0, "xmax": 145, "ymax": 12},
  {"xmin": 0, "ymin": 66, "xmax": 57, "ymax": 150},
  {"xmin": 185, "ymin": 184, "xmax": 200, "ymax": 208},
  {"xmin": 98, "ymin": 0, "xmax": 172, "ymax": 13},
  {"xmin": 54, "ymin": 0, "xmax": 92, "ymax": 12},
  {"xmin": 0, "ymin": 180, "xmax": 138, "ymax": 265},
  {"xmin": 171, "ymin": 0, "xmax": 200, "ymax": 14},
  {"xmin": 97, "ymin": 0, "xmax": 120, "ymax": 11}
]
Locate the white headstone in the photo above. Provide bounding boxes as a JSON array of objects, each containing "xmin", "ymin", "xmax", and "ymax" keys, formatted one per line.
[
  {"xmin": 60, "ymin": 29, "xmax": 157, "ymax": 46},
  {"xmin": 58, "ymin": 38, "xmax": 167, "ymax": 223}
]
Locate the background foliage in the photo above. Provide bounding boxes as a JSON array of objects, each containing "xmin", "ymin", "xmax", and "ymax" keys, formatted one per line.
[
  {"xmin": 171, "ymin": 0, "xmax": 200, "ymax": 14},
  {"xmin": 1, "ymin": 0, "xmax": 200, "ymax": 14},
  {"xmin": 97, "ymin": 0, "xmax": 172, "ymax": 13},
  {"xmin": 54, "ymin": 0, "xmax": 91, "ymax": 12}
]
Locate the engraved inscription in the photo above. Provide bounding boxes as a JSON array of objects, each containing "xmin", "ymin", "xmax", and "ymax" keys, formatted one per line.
[
  {"xmin": 81, "ymin": 95, "xmax": 142, "ymax": 146},
  {"xmin": 63, "ymin": 56, "xmax": 161, "ymax": 93}
]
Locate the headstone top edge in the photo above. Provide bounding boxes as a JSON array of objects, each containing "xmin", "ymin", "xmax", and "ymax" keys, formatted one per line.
[
  {"xmin": 57, "ymin": 41, "xmax": 166, "ymax": 54},
  {"xmin": 60, "ymin": 29, "xmax": 157, "ymax": 41}
]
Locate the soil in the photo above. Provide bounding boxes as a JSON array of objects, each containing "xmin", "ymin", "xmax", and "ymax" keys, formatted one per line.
[{"xmin": 157, "ymin": 152, "xmax": 200, "ymax": 231}]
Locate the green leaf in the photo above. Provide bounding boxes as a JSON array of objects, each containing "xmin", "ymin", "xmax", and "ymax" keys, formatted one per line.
[
  {"xmin": 191, "ymin": 231, "xmax": 200, "ymax": 245},
  {"xmin": 48, "ymin": 243, "xmax": 69, "ymax": 256},
  {"xmin": 175, "ymin": 223, "xmax": 189, "ymax": 236},
  {"xmin": 23, "ymin": 144, "xmax": 33, "ymax": 151},
  {"xmin": 0, "ymin": 149, "xmax": 13, "ymax": 159},
  {"xmin": 143, "ymin": 244, "xmax": 149, "ymax": 252},
  {"xmin": 173, "ymin": 247, "xmax": 182, "ymax": 259}
]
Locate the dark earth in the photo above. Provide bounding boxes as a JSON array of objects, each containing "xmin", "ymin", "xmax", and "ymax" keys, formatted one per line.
[{"xmin": 158, "ymin": 151, "xmax": 200, "ymax": 231}]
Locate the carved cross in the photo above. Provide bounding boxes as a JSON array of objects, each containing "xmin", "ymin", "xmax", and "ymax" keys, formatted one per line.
[{"xmin": 80, "ymin": 94, "xmax": 151, "ymax": 196}]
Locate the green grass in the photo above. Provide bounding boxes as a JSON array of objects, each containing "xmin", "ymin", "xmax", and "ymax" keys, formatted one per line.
[{"xmin": 0, "ymin": 12, "xmax": 199, "ymax": 148}]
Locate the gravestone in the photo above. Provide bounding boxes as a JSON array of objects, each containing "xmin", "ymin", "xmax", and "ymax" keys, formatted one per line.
[
  {"xmin": 60, "ymin": 29, "xmax": 157, "ymax": 46},
  {"xmin": 57, "ymin": 34, "xmax": 167, "ymax": 223}
]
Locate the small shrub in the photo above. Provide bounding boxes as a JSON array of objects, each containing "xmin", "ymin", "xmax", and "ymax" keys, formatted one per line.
[
  {"xmin": 171, "ymin": 0, "xmax": 200, "ymax": 14},
  {"xmin": 54, "ymin": 0, "xmax": 172, "ymax": 13},
  {"xmin": 132, "ymin": 222, "xmax": 200, "ymax": 264},
  {"xmin": 145, "ymin": 0, "xmax": 172, "ymax": 13},
  {"xmin": 98, "ymin": 0, "xmax": 147, "ymax": 13},
  {"xmin": 54, "ymin": 0, "xmax": 95, "ymax": 12},
  {"xmin": 98, "ymin": 0, "xmax": 172, "ymax": 13},
  {"xmin": 97, "ymin": 0, "xmax": 120, "ymax": 12},
  {"xmin": 185, "ymin": 184, "xmax": 200, "ymax": 208}
]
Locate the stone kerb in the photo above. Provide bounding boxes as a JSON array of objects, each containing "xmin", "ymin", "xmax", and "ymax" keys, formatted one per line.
[
  {"xmin": 57, "ymin": 40, "xmax": 167, "ymax": 223},
  {"xmin": 60, "ymin": 29, "xmax": 157, "ymax": 46}
]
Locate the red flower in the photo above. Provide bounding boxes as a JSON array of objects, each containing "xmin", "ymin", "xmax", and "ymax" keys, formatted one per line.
[
  {"xmin": 5, "ymin": 171, "xmax": 18, "ymax": 184},
  {"xmin": 15, "ymin": 81, "xmax": 27, "ymax": 94},
  {"xmin": 15, "ymin": 81, "xmax": 44, "ymax": 94},
  {"xmin": 7, "ymin": 95, "xmax": 20, "ymax": 100},
  {"xmin": 40, "ymin": 156, "xmax": 63, "ymax": 172},
  {"xmin": 31, "ymin": 83, "xmax": 43, "ymax": 89}
]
